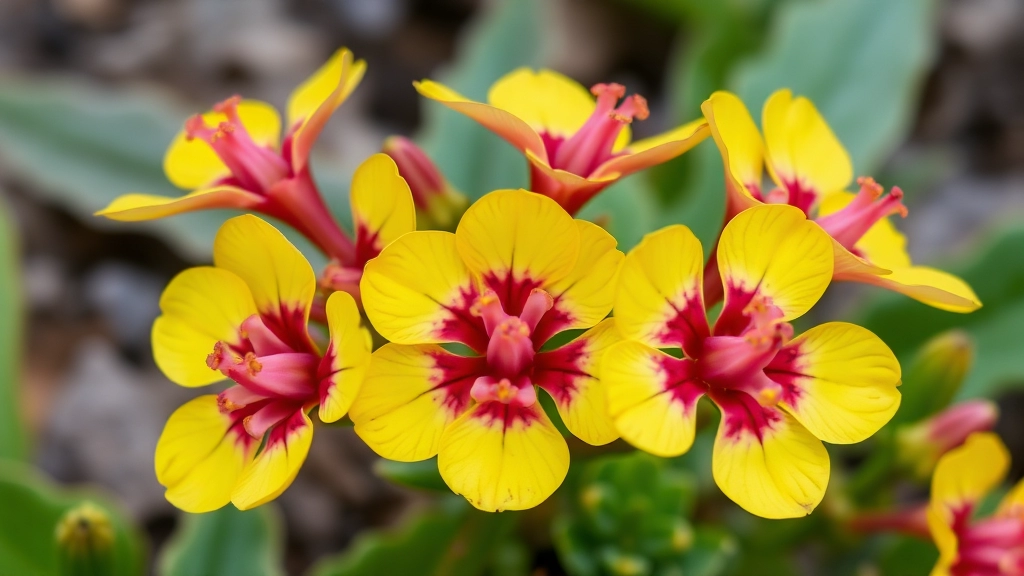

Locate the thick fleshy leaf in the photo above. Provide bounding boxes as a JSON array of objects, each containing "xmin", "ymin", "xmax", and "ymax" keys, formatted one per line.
[
  {"xmin": 533, "ymin": 319, "xmax": 621, "ymax": 446},
  {"xmin": 603, "ymin": 340, "xmax": 705, "ymax": 457},
  {"xmin": 351, "ymin": 344, "xmax": 483, "ymax": 462},
  {"xmin": 232, "ymin": 410, "xmax": 314, "ymax": 510},
  {"xmin": 438, "ymin": 402, "xmax": 569, "ymax": 512},
  {"xmin": 416, "ymin": 80, "xmax": 547, "ymax": 160},
  {"xmin": 487, "ymin": 68, "xmax": 595, "ymax": 139},
  {"xmin": 360, "ymin": 231, "xmax": 487, "ymax": 351},
  {"xmin": 152, "ymin": 267, "xmax": 257, "ymax": 387},
  {"xmin": 701, "ymin": 91, "xmax": 764, "ymax": 214},
  {"xmin": 155, "ymin": 396, "xmax": 256, "ymax": 513},
  {"xmin": 350, "ymin": 153, "xmax": 417, "ymax": 265},
  {"xmin": 592, "ymin": 119, "xmax": 709, "ymax": 180},
  {"xmin": 770, "ymin": 322, "xmax": 901, "ymax": 444},
  {"xmin": 711, "ymin": 391, "xmax": 829, "ymax": 519},
  {"xmin": 614, "ymin": 224, "xmax": 708, "ymax": 357},
  {"xmin": 456, "ymin": 190, "xmax": 580, "ymax": 297},
  {"xmin": 318, "ymin": 291, "xmax": 372, "ymax": 423},
  {"xmin": 158, "ymin": 506, "xmax": 284, "ymax": 576},
  {"xmin": 761, "ymin": 89, "xmax": 851, "ymax": 203},
  {"xmin": 286, "ymin": 48, "xmax": 366, "ymax": 171},
  {"xmin": 717, "ymin": 204, "xmax": 833, "ymax": 328},
  {"xmin": 95, "ymin": 186, "xmax": 262, "ymax": 222},
  {"xmin": 164, "ymin": 100, "xmax": 281, "ymax": 190},
  {"xmin": 213, "ymin": 215, "xmax": 316, "ymax": 352},
  {"xmin": 533, "ymin": 220, "xmax": 623, "ymax": 345}
]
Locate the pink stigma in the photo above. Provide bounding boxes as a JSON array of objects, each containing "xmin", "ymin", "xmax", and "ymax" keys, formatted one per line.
[
  {"xmin": 816, "ymin": 176, "xmax": 908, "ymax": 252},
  {"xmin": 552, "ymin": 83, "xmax": 649, "ymax": 177},
  {"xmin": 184, "ymin": 95, "xmax": 290, "ymax": 193},
  {"xmin": 471, "ymin": 288, "xmax": 553, "ymax": 379}
]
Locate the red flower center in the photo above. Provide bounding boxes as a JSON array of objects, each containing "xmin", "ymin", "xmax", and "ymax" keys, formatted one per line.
[{"xmin": 549, "ymin": 83, "xmax": 649, "ymax": 177}]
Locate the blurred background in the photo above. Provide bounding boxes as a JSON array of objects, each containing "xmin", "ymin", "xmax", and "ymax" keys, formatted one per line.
[{"xmin": 0, "ymin": 0, "xmax": 1023, "ymax": 574}]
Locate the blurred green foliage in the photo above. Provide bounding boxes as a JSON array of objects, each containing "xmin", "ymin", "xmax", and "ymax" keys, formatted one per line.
[
  {"xmin": 0, "ymin": 198, "xmax": 25, "ymax": 461},
  {"xmin": 0, "ymin": 461, "xmax": 144, "ymax": 576},
  {"xmin": 158, "ymin": 506, "xmax": 285, "ymax": 576}
]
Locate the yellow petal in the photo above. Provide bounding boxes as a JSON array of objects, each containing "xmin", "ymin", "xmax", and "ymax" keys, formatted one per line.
[
  {"xmin": 762, "ymin": 89, "xmax": 851, "ymax": 200},
  {"xmin": 318, "ymin": 291, "xmax": 372, "ymax": 423},
  {"xmin": 603, "ymin": 341, "xmax": 705, "ymax": 457},
  {"xmin": 164, "ymin": 100, "xmax": 281, "ymax": 190},
  {"xmin": 350, "ymin": 343, "xmax": 483, "ymax": 461},
  {"xmin": 152, "ymin": 267, "xmax": 257, "ymax": 387},
  {"xmin": 998, "ymin": 476, "xmax": 1024, "ymax": 519},
  {"xmin": 712, "ymin": 397, "xmax": 829, "ymax": 519},
  {"xmin": 851, "ymin": 265, "xmax": 982, "ymax": 314},
  {"xmin": 523, "ymin": 150, "xmax": 615, "ymax": 214},
  {"xmin": 927, "ymin": 504, "xmax": 958, "ymax": 576},
  {"xmin": 350, "ymin": 153, "xmax": 417, "ymax": 264},
  {"xmin": 360, "ymin": 230, "xmax": 487, "ymax": 350},
  {"xmin": 930, "ymin": 431, "xmax": 1008, "ymax": 514},
  {"xmin": 701, "ymin": 91, "xmax": 765, "ymax": 209},
  {"xmin": 533, "ymin": 220, "xmax": 623, "ymax": 344},
  {"xmin": 232, "ymin": 410, "xmax": 313, "ymax": 510},
  {"xmin": 438, "ymin": 402, "xmax": 569, "ymax": 512},
  {"xmin": 773, "ymin": 322, "xmax": 901, "ymax": 444},
  {"xmin": 717, "ymin": 204, "xmax": 833, "ymax": 323},
  {"xmin": 95, "ymin": 186, "xmax": 262, "ymax": 222},
  {"xmin": 155, "ymin": 395, "xmax": 256, "ymax": 513},
  {"xmin": 213, "ymin": 215, "xmax": 317, "ymax": 350},
  {"xmin": 534, "ymin": 318, "xmax": 621, "ymax": 446},
  {"xmin": 456, "ymin": 189, "xmax": 580, "ymax": 288},
  {"xmin": 591, "ymin": 119, "xmax": 709, "ymax": 181},
  {"xmin": 614, "ymin": 224, "xmax": 708, "ymax": 356},
  {"xmin": 415, "ymin": 79, "xmax": 548, "ymax": 160},
  {"xmin": 487, "ymin": 67, "xmax": 596, "ymax": 140},
  {"xmin": 818, "ymin": 191, "xmax": 912, "ymax": 271}
]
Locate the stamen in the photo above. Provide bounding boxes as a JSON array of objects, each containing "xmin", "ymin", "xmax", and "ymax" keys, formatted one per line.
[
  {"xmin": 206, "ymin": 341, "xmax": 226, "ymax": 371},
  {"xmin": 470, "ymin": 291, "xmax": 509, "ymax": 336},
  {"xmin": 183, "ymin": 95, "xmax": 290, "ymax": 193},
  {"xmin": 244, "ymin": 352, "xmax": 262, "ymax": 377},
  {"xmin": 470, "ymin": 375, "xmax": 537, "ymax": 407},
  {"xmin": 816, "ymin": 176, "xmax": 908, "ymax": 251},
  {"xmin": 519, "ymin": 289, "xmax": 554, "ymax": 332},
  {"xmin": 697, "ymin": 294, "xmax": 791, "ymax": 394},
  {"xmin": 486, "ymin": 317, "xmax": 535, "ymax": 376},
  {"xmin": 552, "ymin": 83, "xmax": 649, "ymax": 177}
]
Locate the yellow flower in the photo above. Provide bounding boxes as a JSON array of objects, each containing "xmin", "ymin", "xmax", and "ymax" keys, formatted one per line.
[
  {"xmin": 351, "ymin": 190, "xmax": 625, "ymax": 511},
  {"xmin": 96, "ymin": 49, "xmax": 366, "ymax": 263},
  {"xmin": 702, "ymin": 90, "xmax": 980, "ymax": 313},
  {"xmin": 153, "ymin": 215, "xmax": 370, "ymax": 512},
  {"xmin": 602, "ymin": 204, "xmax": 902, "ymax": 519},
  {"xmin": 927, "ymin": 433, "xmax": 1024, "ymax": 576},
  {"xmin": 415, "ymin": 68, "xmax": 709, "ymax": 215}
]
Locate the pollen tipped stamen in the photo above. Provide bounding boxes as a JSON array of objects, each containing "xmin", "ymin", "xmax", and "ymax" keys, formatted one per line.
[
  {"xmin": 471, "ymin": 291, "xmax": 510, "ymax": 336},
  {"xmin": 552, "ymin": 82, "xmax": 649, "ymax": 177},
  {"xmin": 519, "ymin": 289, "xmax": 554, "ymax": 332},
  {"xmin": 698, "ymin": 294, "xmax": 791, "ymax": 392},
  {"xmin": 816, "ymin": 176, "xmax": 909, "ymax": 251},
  {"xmin": 470, "ymin": 375, "xmax": 537, "ymax": 407}
]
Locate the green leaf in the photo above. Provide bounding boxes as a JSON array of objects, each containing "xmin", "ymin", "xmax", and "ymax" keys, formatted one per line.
[
  {"xmin": 157, "ymin": 506, "xmax": 284, "ymax": 576},
  {"xmin": 0, "ymin": 76, "xmax": 350, "ymax": 268},
  {"xmin": 0, "ymin": 198, "xmax": 25, "ymax": 461},
  {"xmin": 310, "ymin": 498, "xmax": 518, "ymax": 576},
  {"xmin": 577, "ymin": 174, "xmax": 658, "ymax": 253},
  {"xmin": 417, "ymin": 0, "xmax": 545, "ymax": 200},
  {"xmin": 857, "ymin": 224, "xmax": 1024, "ymax": 399},
  {"xmin": 731, "ymin": 0, "xmax": 938, "ymax": 175},
  {"xmin": 0, "ymin": 460, "xmax": 144, "ymax": 576},
  {"xmin": 373, "ymin": 458, "xmax": 448, "ymax": 493}
]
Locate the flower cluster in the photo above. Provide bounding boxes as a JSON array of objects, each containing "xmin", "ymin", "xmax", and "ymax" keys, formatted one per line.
[{"xmin": 97, "ymin": 50, "xmax": 982, "ymax": 521}]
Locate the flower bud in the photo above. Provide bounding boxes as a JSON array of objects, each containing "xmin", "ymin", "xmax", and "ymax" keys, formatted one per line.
[
  {"xmin": 892, "ymin": 330, "xmax": 974, "ymax": 426},
  {"xmin": 897, "ymin": 399, "xmax": 999, "ymax": 478},
  {"xmin": 383, "ymin": 136, "xmax": 467, "ymax": 230},
  {"xmin": 55, "ymin": 502, "xmax": 115, "ymax": 576}
]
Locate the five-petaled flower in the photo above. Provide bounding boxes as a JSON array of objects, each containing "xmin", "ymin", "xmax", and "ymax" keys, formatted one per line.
[
  {"xmin": 350, "ymin": 189, "xmax": 624, "ymax": 512},
  {"xmin": 928, "ymin": 432, "xmax": 1024, "ymax": 576},
  {"xmin": 415, "ymin": 68, "xmax": 709, "ymax": 215},
  {"xmin": 96, "ymin": 48, "xmax": 367, "ymax": 264},
  {"xmin": 702, "ymin": 89, "xmax": 980, "ymax": 313},
  {"xmin": 153, "ymin": 215, "xmax": 370, "ymax": 512},
  {"xmin": 602, "ymin": 204, "xmax": 902, "ymax": 519}
]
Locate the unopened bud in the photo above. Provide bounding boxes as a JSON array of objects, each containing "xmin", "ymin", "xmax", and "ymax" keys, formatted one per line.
[
  {"xmin": 55, "ymin": 502, "xmax": 115, "ymax": 576},
  {"xmin": 897, "ymin": 399, "xmax": 998, "ymax": 478},
  {"xmin": 383, "ymin": 136, "xmax": 467, "ymax": 231},
  {"xmin": 319, "ymin": 261, "xmax": 363, "ymax": 305},
  {"xmin": 892, "ymin": 330, "xmax": 973, "ymax": 426}
]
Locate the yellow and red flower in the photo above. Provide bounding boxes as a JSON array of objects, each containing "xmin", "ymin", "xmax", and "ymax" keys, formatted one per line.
[
  {"xmin": 415, "ymin": 68, "xmax": 709, "ymax": 215},
  {"xmin": 153, "ymin": 215, "xmax": 370, "ymax": 512},
  {"xmin": 702, "ymin": 90, "xmax": 980, "ymax": 313},
  {"xmin": 928, "ymin": 433, "xmax": 1024, "ymax": 576},
  {"xmin": 96, "ymin": 48, "xmax": 366, "ymax": 263},
  {"xmin": 351, "ymin": 189, "xmax": 624, "ymax": 511},
  {"xmin": 602, "ymin": 204, "xmax": 902, "ymax": 519}
]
